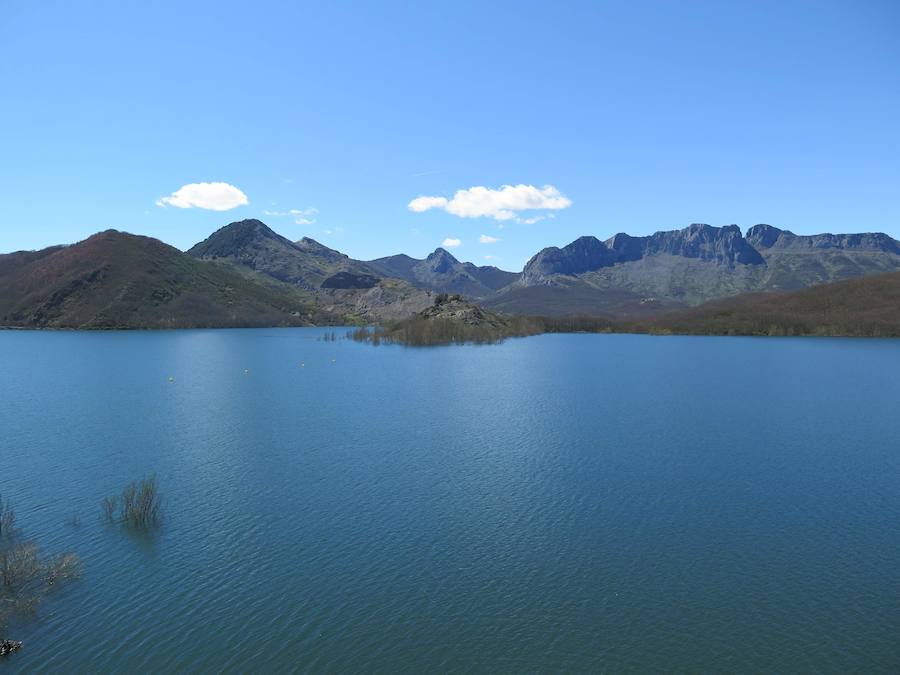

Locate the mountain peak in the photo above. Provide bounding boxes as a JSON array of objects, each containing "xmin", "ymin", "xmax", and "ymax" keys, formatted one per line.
[
  {"xmin": 428, "ymin": 247, "xmax": 459, "ymax": 261},
  {"xmin": 187, "ymin": 219, "xmax": 289, "ymax": 258},
  {"xmin": 296, "ymin": 237, "xmax": 348, "ymax": 262},
  {"xmin": 426, "ymin": 248, "xmax": 460, "ymax": 273},
  {"xmin": 745, "ymin": 223, "xmax": 785, "ymax": 248}
]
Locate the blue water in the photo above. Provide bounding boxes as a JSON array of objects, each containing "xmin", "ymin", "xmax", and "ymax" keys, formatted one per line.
[{"xmin": 1, "ymin": 329, "xmax": 900, "ymax": 672}]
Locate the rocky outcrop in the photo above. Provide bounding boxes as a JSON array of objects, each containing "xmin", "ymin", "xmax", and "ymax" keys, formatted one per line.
[
  {"xmin": 419, "ymin": 293, "xmax": 509, "ymax": 329},
  {"xmin": 320, "ymin": 271, "xmax": 379, "ymax": 289},
  {"xmin": 0, "ymin": 640, "xmax": 22, "ymax": 656}
]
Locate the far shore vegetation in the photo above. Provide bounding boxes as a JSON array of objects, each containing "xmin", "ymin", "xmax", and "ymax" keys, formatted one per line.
[{"xmin": 350, "ymin": 270, "xmax": 900, "ymax": 346}]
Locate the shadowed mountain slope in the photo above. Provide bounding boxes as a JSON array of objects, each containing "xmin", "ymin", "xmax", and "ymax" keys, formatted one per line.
[{"xmin": 187, "ymin": 219, "xmax": 376, "ymax": 290}]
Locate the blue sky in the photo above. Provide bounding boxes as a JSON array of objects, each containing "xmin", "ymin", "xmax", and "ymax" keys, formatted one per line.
[{"xmin": 1, "ymin": 0, "xmax": 898, "ymax": 270}]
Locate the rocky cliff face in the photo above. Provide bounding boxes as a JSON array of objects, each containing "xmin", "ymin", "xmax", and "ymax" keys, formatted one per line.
[
  {"xmin": 521, "ymin": 236, "xmax": 617, "ymax": 283},
  {"xmin": 523, "ymin": 224, "xmax": 765, "ymax": 285},
  {"xmin": 746, "ymin": 223, "xmax": 900, "ymax": 253},
  {"xmin": 640, "ymin": 224, "xmax": 764, "ymax": 265}
]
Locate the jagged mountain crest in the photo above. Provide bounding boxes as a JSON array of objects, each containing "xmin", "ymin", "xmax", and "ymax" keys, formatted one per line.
[
  {"xmin": 368, "ymin": 247, "xmax": 518, "ymax": 297},
  {"xmin": 524, "ymin": 223, "xmax": 782, "ymax": 284},
  {"xmin": 746, "ymin": 223, "xmax": 900, "ymax": 253}
]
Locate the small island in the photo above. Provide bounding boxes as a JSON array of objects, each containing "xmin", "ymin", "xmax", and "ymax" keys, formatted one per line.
[{"xmin": 349, "ymin": 294, "xmax": 613, "ymax": 345}]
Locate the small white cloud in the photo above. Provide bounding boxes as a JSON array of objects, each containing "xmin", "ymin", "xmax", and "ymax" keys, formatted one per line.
[
  {"xmin": 408, "ymin": 184, "xmax": 571, "ymax": 221},
  {"xmin": 156, "ymin": 182, "xmax": 249, "ymax": 211},
  {"xmin": 409, "ymin": 196, "xmax": 448, "ymax": 212},
  {"xmin": 263, "ymin": 207, "xmax": 318, "ymax": 225},
  {"xmin": 479, "ymin": 234, "xmax": 500, "ymax": 244},
  {"xmin": 442, "ymin": 237, "xmax": 462, "ymax": 248},
  {"xmin": 517, "ymin": 214, "xmax": 554, "ymax": 225},
  {"xmin": 484, "ymin": 255, "xmax": 499, "ymax": 261}
]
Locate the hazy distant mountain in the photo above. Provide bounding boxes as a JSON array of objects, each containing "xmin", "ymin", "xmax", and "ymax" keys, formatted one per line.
[
  {"xmin": 744, "ymin": 224, "xmax": 900, "ymax": 290},
  {"xmin": 487, "ymin": 223, "xmax": 900, "ymax": 317},
  {"xmin": 368, "ymin": 248, "xmax": 519, "ymax": 297},
  {"xmin": 0, "ymin": 231, "xmax": 331, "ymax": 329}
]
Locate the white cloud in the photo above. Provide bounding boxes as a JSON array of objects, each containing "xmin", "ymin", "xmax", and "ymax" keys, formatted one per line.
[
  {"xmin": 479, "ymin": 234, "xmax": 500, "ymax": 244},
  {"xmin": 409, "ymin": 196, "xmax": 448, "ymax": 212},
  {"xmin": 156, "ymin": 182, "xmax": 249, "ymax": 211},
  {"xmin": 484, "ymin": 255, "xmax": 499, "ymax": 261},
  {"xmin": 408, "ymin": 184, "xmax": 571, "ymax": 221},
  {"xmin": 517, "ymin": 214, "xmax": 554, "ymax": 225},
  {"xmin": 442, "ymin": 237, "xmax": 461, "ymax": 248},
  {"xmin": 262, "ymin": 207, "xmax": 318, "ymax": 225}
]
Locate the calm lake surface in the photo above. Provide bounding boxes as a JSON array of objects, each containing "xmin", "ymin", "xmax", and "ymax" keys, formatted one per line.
[{"xmin": 2, "ymin": 329, "xmax": 900, "ymax": 673}]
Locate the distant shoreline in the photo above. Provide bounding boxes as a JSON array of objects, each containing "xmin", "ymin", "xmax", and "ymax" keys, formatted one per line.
[{"xmin": 6, "ymin": 323, "xmax": 886, "ymax": 340}]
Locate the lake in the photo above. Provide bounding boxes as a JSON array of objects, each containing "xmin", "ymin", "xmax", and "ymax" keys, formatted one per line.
[{"xmin": 2, "ymin": 329, "xmax": 900, "ymax": 672}]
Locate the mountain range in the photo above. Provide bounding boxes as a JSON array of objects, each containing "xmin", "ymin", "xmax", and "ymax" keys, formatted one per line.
[{"xmin": 2, "ymin": 218, "xmax": 900, "ymax": 330}]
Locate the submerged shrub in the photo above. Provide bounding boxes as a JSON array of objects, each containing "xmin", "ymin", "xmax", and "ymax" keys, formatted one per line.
[
  {"xmin": 0, "ymin": 498, "xmax": 81, "ymax": 640},
  {"xmin": 100, "ymin": 495, "xmax": 117, "ymax": 522},
  {"xmin": 103, "ymin": 475, "xmax": 162, "ymax": 529},
  {"xmin": 0, "ymin": 496, "xmax": 16, "ymax": 540}
]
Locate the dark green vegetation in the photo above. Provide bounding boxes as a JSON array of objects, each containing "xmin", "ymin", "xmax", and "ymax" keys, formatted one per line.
[
  {"xmin": 641, "ymin": 270, "xmax": 900, "ymax": 337},
  {"xmin": 4, "ymin": 219, "xmax": 900, "ymax": 331},
  {"xmin": 0, "ymin": 230, "xmax": 335, "ymax": 329},
  {"xmin": 102, "ymin": 476, "xmax": 163, "ymax": 529},
  {"xmin": 0, "ymin": 496, "xmax": 81, "ymax": 648}
]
